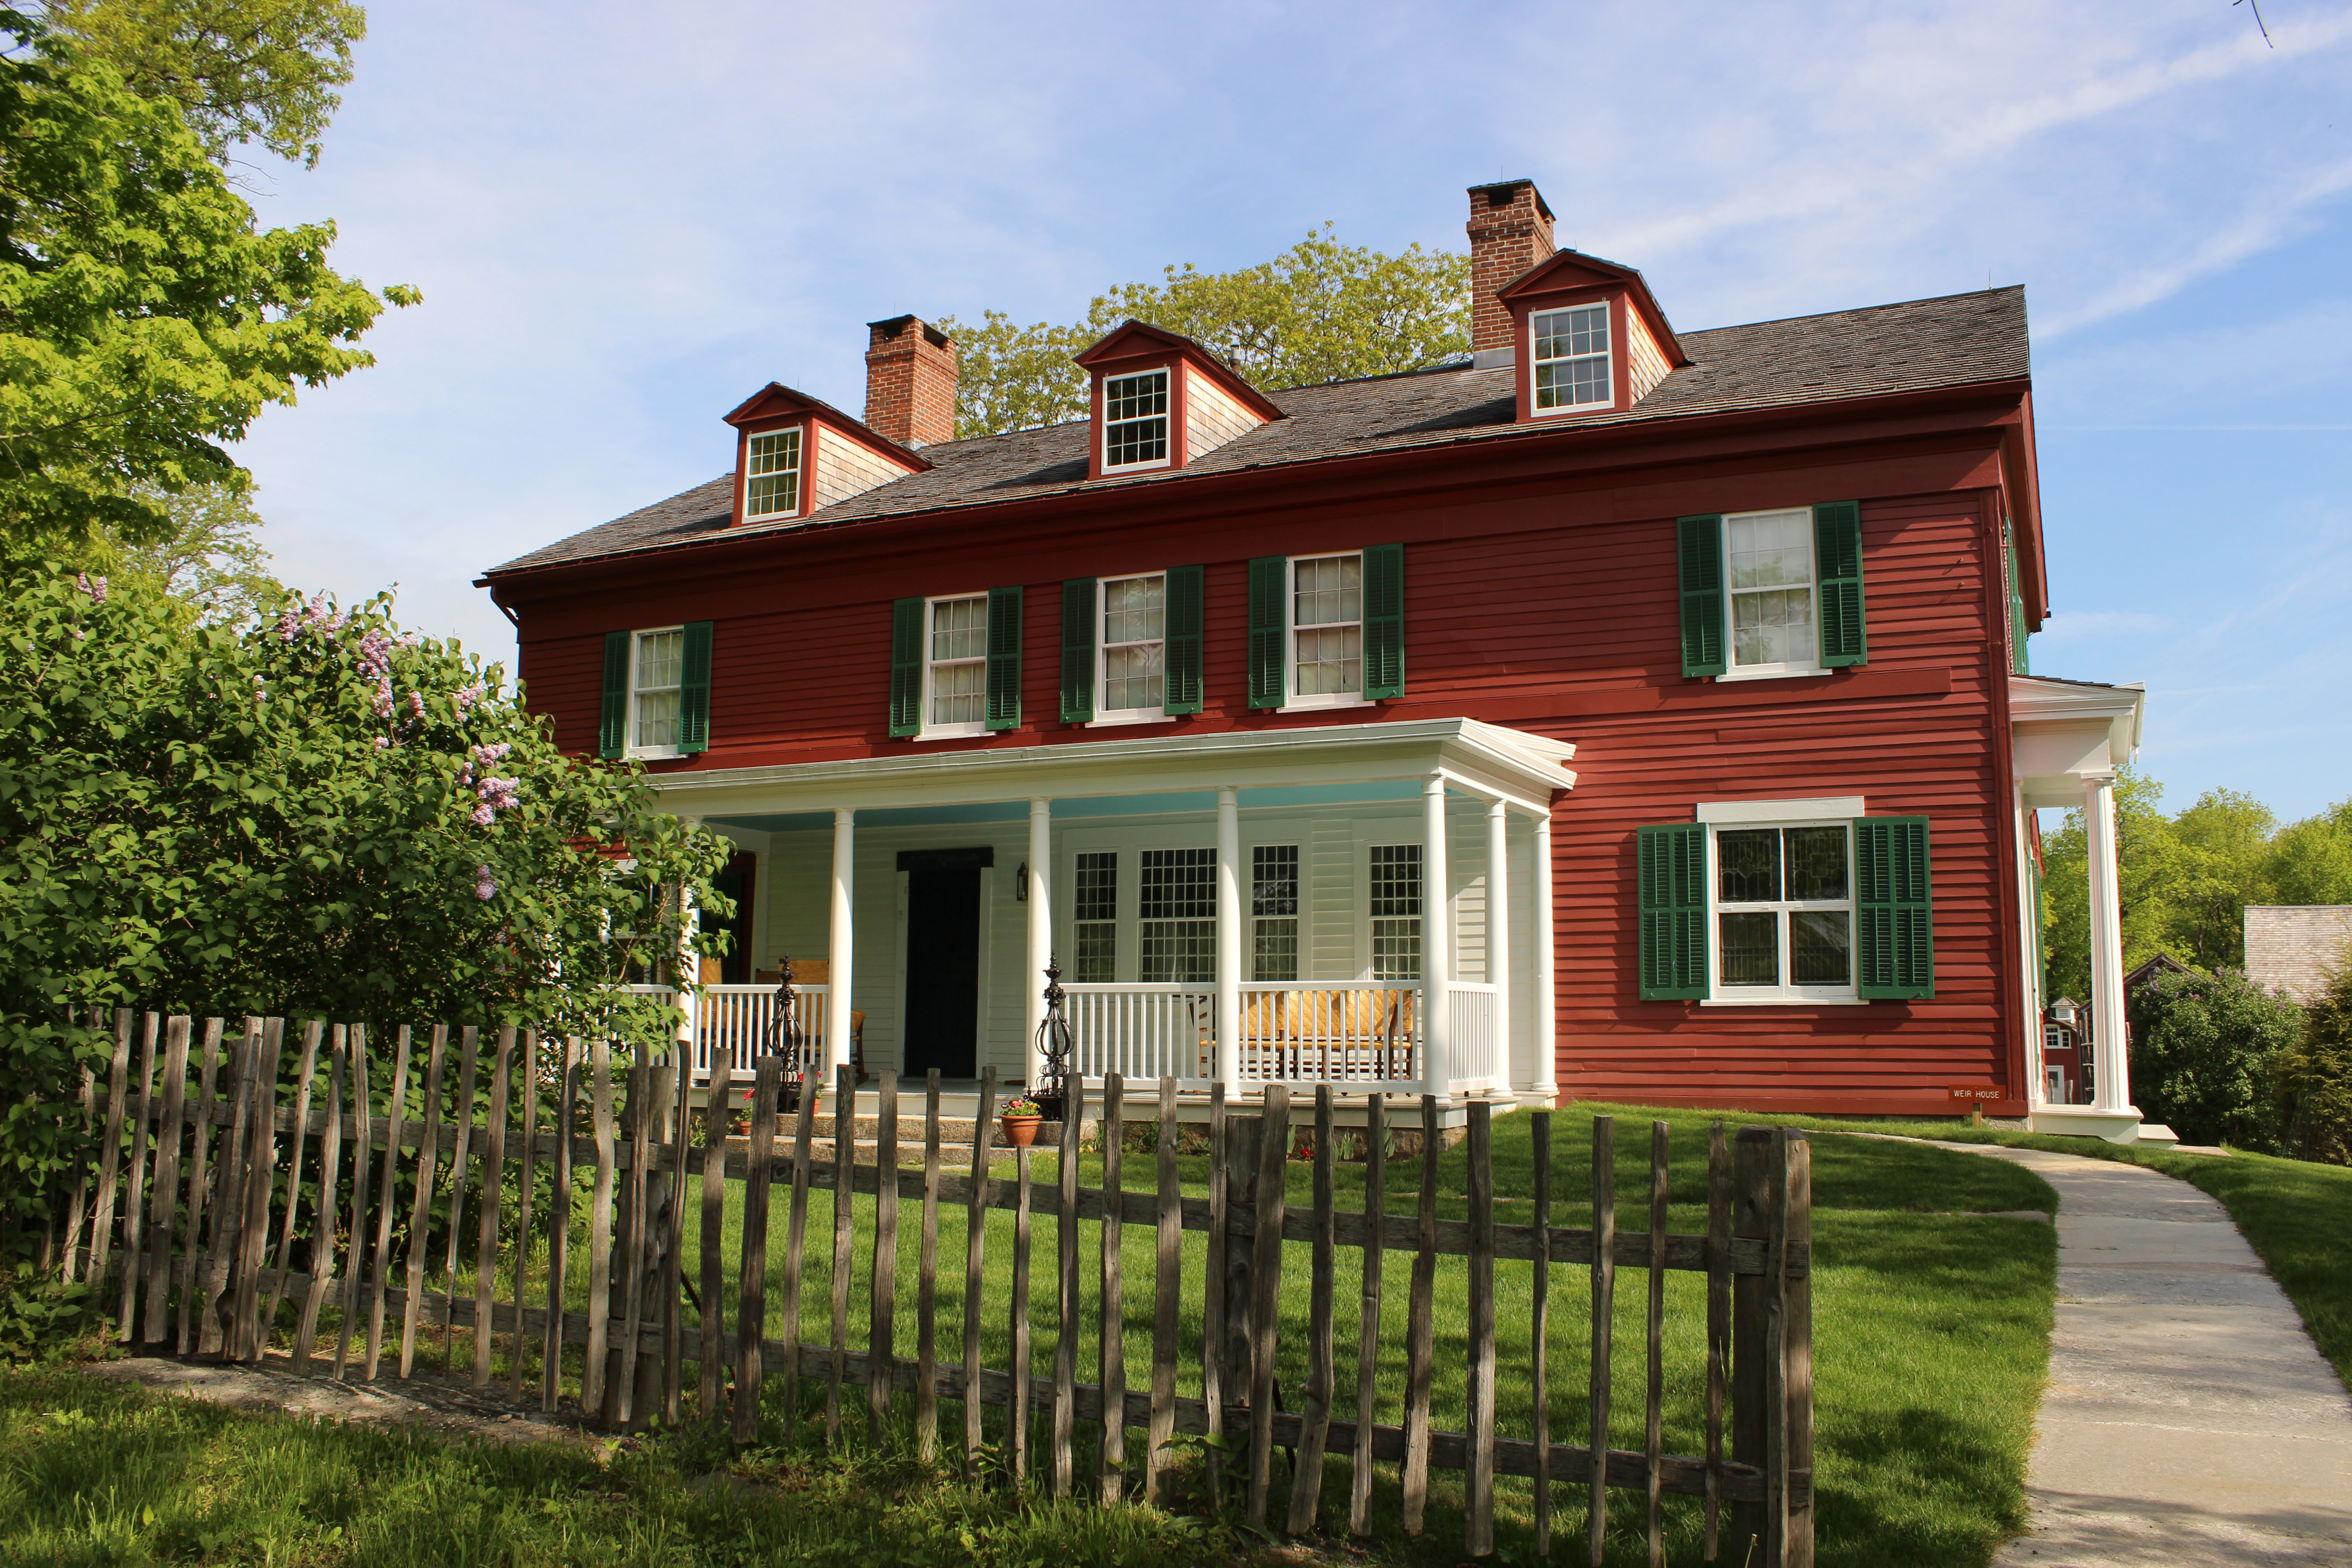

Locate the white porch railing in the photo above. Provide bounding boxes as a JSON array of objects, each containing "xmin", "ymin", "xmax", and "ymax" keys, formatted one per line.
[
  {"xmin": 627, "ymin": 983, "xmax": 828, "ymax": 1084},
  {"xmin": 1444, "ymin": 980, "xmax": 1503, "ymax": 1094},
  {"xmin": 1065, "ymin": 985, "xmax": 1214, "ymax": 1084}
]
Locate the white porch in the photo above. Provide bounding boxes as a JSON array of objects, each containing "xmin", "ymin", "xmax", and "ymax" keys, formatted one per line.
[{"xmin": 652, "ymin": 717, "xmax": 1577, "ymax": 1108}]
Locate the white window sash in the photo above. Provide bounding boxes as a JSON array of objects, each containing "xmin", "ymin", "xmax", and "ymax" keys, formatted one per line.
[
  {"xmin": 627, "ymin": 625, "xmax": 686, "ymax": 760},
  {"xmin": 1717, "ymin": 508, "xmax": 1825, "ymax": 681},
  {"xmin": 743, "ymin": 428, "xmax": 802, "ymax": 520},
  {"xmin": 920, "ymin": 593, "xmax": 989, "ymax": 738},
  {"xmin": 1282, "ymin": 549, "xmax": 1371, "ymax": 711},
  {"xmin": 1101, "ymin": 370, "xmax": 1172, "ymax": 472},
  {"xmin": 1096, "ymin": 571, "xmax": 1168, "ymax": 721},
  {"xmin": 1529, "ymin": 304, "xmax": 1614, "ymax": 414},
  {"xmin": 1702, "ymin": 818, "xmax": 1860, "ymax": 1004}
]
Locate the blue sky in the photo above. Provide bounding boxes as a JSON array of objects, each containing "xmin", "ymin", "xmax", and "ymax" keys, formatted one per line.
[{"xmin": 228, "ymin": 0, "xmax": 2352, "ymax": 820}]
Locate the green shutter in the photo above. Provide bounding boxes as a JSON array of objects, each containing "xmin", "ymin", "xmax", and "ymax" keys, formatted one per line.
[
  {"xmin": 2005, "ymin": 519, "xmax": 2031, "ymax": 676},
  {"xmin": 677, "ymin": 620, "xmax": 713, "ymax": 755},
  {"xmin": 985, "ymin": 584, "xmax": 1023, "ymax": 731},
  {"xmin": 1164, "ymin": 564, "xmax": 1204, "ymax": 715},
  {"xmin": 1060, "ymin": 578, "xmax": 1097, "ymax": 725},
  {"xmin": 888, "ymin": 598, "xmax": 923, "ymax": 737},
  {"xmin": 1813, "ymin": 501, "xmax": 1867, "ymax": 667},
  {"xmin": 599, "ymin": 631, "xmax": 629, "ymax": 759},
  {"xmin": 1637, "ymin": 823, "xmax": 1709, "ymax": 1000},
  {"xmin": 1362, "ymin": 543, "xmax": 1405, "ymax": 700},
  {"xmin": 1855, "ymin": 816, "xmax": 1935, "ymax": 999},
  {"xmin": 1677, "ymin": 514, "xmax": 1726, "ymax": 678},
  {"xmin": 1247, "ymin": 555, "xmax": 1285, "ymax": 709}
]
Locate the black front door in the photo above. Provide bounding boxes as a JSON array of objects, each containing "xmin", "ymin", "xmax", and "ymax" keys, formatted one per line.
[{"xmin": 902, "ymin": 866, "xmax": 981, "ymax": 1077}]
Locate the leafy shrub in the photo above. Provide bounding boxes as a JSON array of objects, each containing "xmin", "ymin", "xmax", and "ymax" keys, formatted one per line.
[
  {"xmin": 2277, "ymin": 965, "xmax": 2352, "ymax": 1165},
  {"xmin": 2127, "ymin": 967, "xmax": 2302, "ymax": 1151},
  {"xmin": 0, "ymin": 1269, "xmax": 100, "ymax": 1362}
]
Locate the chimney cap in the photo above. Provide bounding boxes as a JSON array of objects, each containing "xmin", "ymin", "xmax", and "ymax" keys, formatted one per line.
[
  {"xmin": 1468, "ymin": 179, "xmax": 1554, "ymax": 222},
  {"xmin": 867, "ymin": 314, "xmax": 953, "ymax": 350}
]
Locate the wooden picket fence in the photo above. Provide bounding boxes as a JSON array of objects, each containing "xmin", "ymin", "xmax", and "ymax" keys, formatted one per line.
[{"xmin": 54, "ymin": 1009, "xmax": 1816, "ymax": 1567}]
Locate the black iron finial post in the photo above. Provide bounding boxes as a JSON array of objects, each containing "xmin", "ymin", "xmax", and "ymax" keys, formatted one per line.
[{"xmin": 1034, "ymin": 953, "xmax": 1073, "ymax": 1121}]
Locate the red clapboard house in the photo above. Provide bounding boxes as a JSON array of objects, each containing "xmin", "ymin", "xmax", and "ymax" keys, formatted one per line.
[{"xmin": 477, "ymin": 179, "xmax": 2161, "ymax": 1141}]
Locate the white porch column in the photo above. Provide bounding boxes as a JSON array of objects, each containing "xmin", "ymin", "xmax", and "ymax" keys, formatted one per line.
[
  {"xmin": 1027, "ymin": 797, "xmax": 1053, "ymax": 1088},
  {"xmin": 1529, "ymin": 808, "xmax": 1558, "ymax": 1104},
  {"xmin": 1485, "ymin": 797, "xmax": 1510, "ymax": 1094},
  {"xmin": 1215, "ymin": 786, "xmax": 1242, "ymax": 1093},
  {"xmin": 2083, "ymin": 772, "xmax": 2136, "ymax": 1117},
  {"xmin": 825, "ymin": 807, "xmax": 855, "ymax": 1077},
  {"xmin": 1421, "ymin": 776, "xmax": 1452, "ymax": 1103}
]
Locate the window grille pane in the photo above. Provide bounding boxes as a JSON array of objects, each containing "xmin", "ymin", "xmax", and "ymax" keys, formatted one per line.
[
  {"xmin": 1074, "ymin": 852, "xmax": 1117, "ymax": 922},
  {"xmin": 930, "ymin": 596, "xmax": 987, "ymax": 662},
  {"xmin": 1294, "ymin": 626, "xmax": 1361, "ymax": 695},
  {"xmin": 1104, "ymin": 372, "xmax": 1169, "ymax": 467},
  {"xmin": 636, "ymin": 630, "xmax": 683, "ymax": 691},
  {"xmin": 1102, "ymin": 575, "xmax": 1165, "ymax": 644},
  {"xmin": 1716, "ymin": 829, "xmax": 1781, "ymax": 903},
  {"xmin": 1253, "ymin": 918, "xmax": 1298, "ymax": 982},
  {"xmin": 1534, "ymin": 305, "xmax": 1608, "ymax": 362},
  {"xmin": 1371, "ymin": 918, "xmax": 1421, "ymax": 980},
  {"xmin": 1141, "ymin": 920, "xmax": 1215, "ymax": 983},
  {"xmin": 633, "ymin": 688, "xmax": 679, "ymax": 750},
  {"xmin": 1532, "ymin": 305, "xmax": 1611, "ymax": 409},
  {"xmin": 1731, "ymin": 588, "xmax": 1815, "ymax": 666},
  {"xmin": 1719, "ymin": 912, "xmax": 1779, "ymax": 986},
  {"xmin": 1791, "ymin": 911, "xmax": 1851, "ymax": 985},
  {"xmin": 1252, "ymin": 845, "xmax": 1298, "ymax": 916},
  {"xmin": 1140, "ymin": 847, "xmax": 1215, "ymax": 920},
  {"xmin": 930, "ymin": 659, "xmax": 985, "ymax": 725},
  {"xmin": 1726, "ymin": 513, "xmax": 1813, "ymax": 588},
  {"xmin": 1785, "ymin": 828, "xmax": 1849, "ymax": 902},
  {"xmin": 1102, "ymin": 642, "xmax": 1164, "ymax": 711},
  {"xmin": 1369, "ymin": 844, "xmax": 1421, "ymax": 917},
  {"xmin": 1294, "ymin": 556, "xmax": 1362, "ymax": 627},
  {"xmin": 745, "ymin": 429, "xmax": 801, "ymax": 517},
  {"xmin": 1073, "ymin": 922, "xmax": 1117, "ymax": 984}
]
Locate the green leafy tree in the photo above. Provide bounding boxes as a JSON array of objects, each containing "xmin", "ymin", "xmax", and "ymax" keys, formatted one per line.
[
  {"xmin": 2039, "ymin": 767, "xmax": 2171, "ymax": 1004},
  {"xmin": 2262, "ymin": 800, "xmax": 2352, "ymax": 906},
  {"xmin": 2277, "ymin": 962, "xmax": 2352, "ymax": 1165},
  {"xmin": 31, "ymin": 0, "xmax": 363, "ymax": 169},
  {"xmin": 0, "ymin": 10, "xmax": 413, "ymax": 549},
  {"xmin": 940, "ymin": 225, "xmax": 1471, "ymax": 440},
  {"xmin": 5, "ymin": 478, "xmax": 278, "ymax": 619},
  {"xmin": 0, "ymin": 564, "xmax": 735, "ymax": 1257},
  {"xmin": 2127, "ymin": 967, "xmax": 2302, "ymax": 1151}
]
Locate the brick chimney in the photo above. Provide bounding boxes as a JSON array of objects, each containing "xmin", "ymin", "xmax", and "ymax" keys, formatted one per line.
[
  {"xmin": 1465, "ymin": 180, "xmax": 1556, "ymax": 365},
  {"xmin": 863, "ymin": 315, "xmax": 957, "ymax": 447}
]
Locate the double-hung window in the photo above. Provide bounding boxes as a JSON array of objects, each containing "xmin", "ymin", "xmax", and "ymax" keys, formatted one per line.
[
  {"xmin": 1532, "ymin": 304, "xmax": 1612, "ymax": 412},
  {"xmin": 1368, "ymin": 844, "xmax": 1422, "ymax": 980},
  {"xmin": 925, "ymin": 594, "xmax": 989, "ymax": 735},
  {"xmin": 1252, "ymin": 845, "xmax": 1300, "ymax": 982},
  {"xmin": 1725, "ymin": 509, "xmax": 1819, "ymax": 676},
  {"xmin": 1101, "ymin": 573, "xmax": 1165, "ymax": 717},
  {"xmin": 1103, "ymin": 370, "xmax": 1170, "ymax": 470},
  {"xmin": 1292, "ymin": 553, "xmax": 1363, "ymax": 702},
  {"xmin": 1139, "ymin": 848, "xmax": 1215, "ymax": 983},
  {"xmin": 1073, "ymin": 852, "xmax": 1117, "ymax": 983},
  {"xmin": 1710, "ymin": 822, "xmax": 1855, "ymax": 1001},
  {"xmin": 629, "ymin": 627, "xmax": 685, "ymax": 758},
  {"xmin": 744, "ymin": 429, "xmax": 802, "ymax": 519}
]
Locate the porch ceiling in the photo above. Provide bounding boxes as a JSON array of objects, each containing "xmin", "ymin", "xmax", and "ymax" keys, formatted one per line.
[{"xmin": 657, "ymin": 716, "xmax": 1578, "ymax": 819}]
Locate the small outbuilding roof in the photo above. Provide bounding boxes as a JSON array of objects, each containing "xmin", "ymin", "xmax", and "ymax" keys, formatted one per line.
[{"xmin": 2244, "ymin": 905, "xmax": 2352, "ymax": 1004}]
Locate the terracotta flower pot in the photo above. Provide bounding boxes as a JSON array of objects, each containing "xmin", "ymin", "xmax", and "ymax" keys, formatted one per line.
[{"xmin": 999, "ymin": 1114, "xmax": 1043, "ymax": 1148}]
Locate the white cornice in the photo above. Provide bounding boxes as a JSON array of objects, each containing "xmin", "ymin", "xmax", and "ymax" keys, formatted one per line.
[{"xmin": 2010, "ymin": 675, "xmax": 2144, "ymax": 761}]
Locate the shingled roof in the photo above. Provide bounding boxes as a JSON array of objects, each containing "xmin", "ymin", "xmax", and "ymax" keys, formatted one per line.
[{"xmin": 485, "ymin": 284, "xmax": 2029, "ymax": 579}]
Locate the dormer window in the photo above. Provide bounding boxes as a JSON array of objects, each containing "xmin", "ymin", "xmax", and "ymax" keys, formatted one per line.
[
  {"xmin": 1533, "ymin": 305, "xmax": 1611, "ymax": 412},
  {"xmin": 745, "ymin": 428, "xmax": 802, "ymax": 519},
  {"xmin": 1104, "ymin": 371, "xmax": 1171, "ymax": 470}
]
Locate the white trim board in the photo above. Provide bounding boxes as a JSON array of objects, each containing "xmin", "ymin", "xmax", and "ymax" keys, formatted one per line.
[{"xmin": 1695, "ymin": 797, "xmax": 1864, "ymax": 824}]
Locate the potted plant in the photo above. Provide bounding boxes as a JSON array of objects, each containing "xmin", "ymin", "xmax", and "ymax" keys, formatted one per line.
[{"xmin": 997, "ymin": 1096, "xmax": 1045, "ymax": 1148}]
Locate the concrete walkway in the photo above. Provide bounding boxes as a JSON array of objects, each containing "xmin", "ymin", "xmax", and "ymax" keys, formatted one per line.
[{"xmin": 1929, "ymin": 1143, "xmax": 2352, "ymax": 1566}]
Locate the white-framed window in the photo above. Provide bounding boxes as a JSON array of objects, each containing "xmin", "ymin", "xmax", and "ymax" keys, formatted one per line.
[
  {"xmin": 1073, "ymin": 852, "xmax": 1117, "ymax": 984},
  {"xmin": 1706, "ymin": 820, "xmax": 1856, "ymax": 1002},
  {"xmin": 923, "ymin": 593, "xmax": 989, "ymax": 737},
  {"xmin": 1139, "ymin": 847, "xmax": 1216, "ymax": 983},
  {"xmin": 1252, "ymin": 844, "xmax": 1300, "ymax": 982},
  {"xmin": 744, "ymin": 427, "xmax": 802, "ymax": 519},
  {"xmin": 1368, "ymin": 843, "xmax": 1422, "ymax": 980},
  {"xmin": 1099, "ymin": 572, "xmax": 1166, "ymax": 719},
  {"xmin": 1102, "ymin": 369, "xmax": 1171, "ymax": 471},
  {"xmin": 1531, "ymin": 304, "xmax": 1612, "ymax": 412},
  {"xmin": 1289, "ymin": 551, "xmax": 1365, "ymax": 707},
  {"xmin": 1721, "ymin": 508, "xmax": 1821, "ymax": 679},
  {"xmin": 628, "ymin": 626, "xmax": 685, "ymax": 759}
]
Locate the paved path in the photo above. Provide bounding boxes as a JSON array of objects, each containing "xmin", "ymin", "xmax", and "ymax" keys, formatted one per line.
[{"xmin": 1926, "ymin": 1143, "xmax": 2352, "ymax": 1567}]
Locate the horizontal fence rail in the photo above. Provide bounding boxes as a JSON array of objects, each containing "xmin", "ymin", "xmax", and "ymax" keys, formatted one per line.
[{"xmin": 53, "ymin": 1009, "xmax": 1815, "ymax": 1568}]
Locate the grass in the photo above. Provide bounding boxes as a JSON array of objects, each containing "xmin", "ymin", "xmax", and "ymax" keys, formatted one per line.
[{"xmin": 24, "ymin": 1103, "xmax": 2063, "ymax": 1567}]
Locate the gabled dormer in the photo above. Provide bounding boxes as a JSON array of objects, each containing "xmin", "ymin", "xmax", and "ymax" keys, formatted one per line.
[
  {"xmin": 720, "ymin": 383, "xmax": 931, "ymax": 527},
  {"xmin": 1494, "ymin": 250, "xmax": 1688, "ymax": 422},
  {"xmin": 1073, "ymin": 320, "xmax": 1285, "ymax": 481}
]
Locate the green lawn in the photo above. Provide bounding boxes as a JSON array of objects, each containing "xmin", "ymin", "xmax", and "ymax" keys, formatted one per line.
[{"xmin": 31, "ymin": 1104, "xmax": 2062, "ymax": 1567}]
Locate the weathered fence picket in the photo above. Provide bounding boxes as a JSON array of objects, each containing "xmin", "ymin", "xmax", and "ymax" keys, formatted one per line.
[{"xmin": 51, "ymin": 1011, "xmax": 1819, "ymax": 1566}]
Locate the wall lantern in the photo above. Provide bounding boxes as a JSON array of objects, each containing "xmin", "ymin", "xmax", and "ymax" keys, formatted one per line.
[{"xmin": 1016, "ymin": 862, "xmax": 1029, "ymax": 902}]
